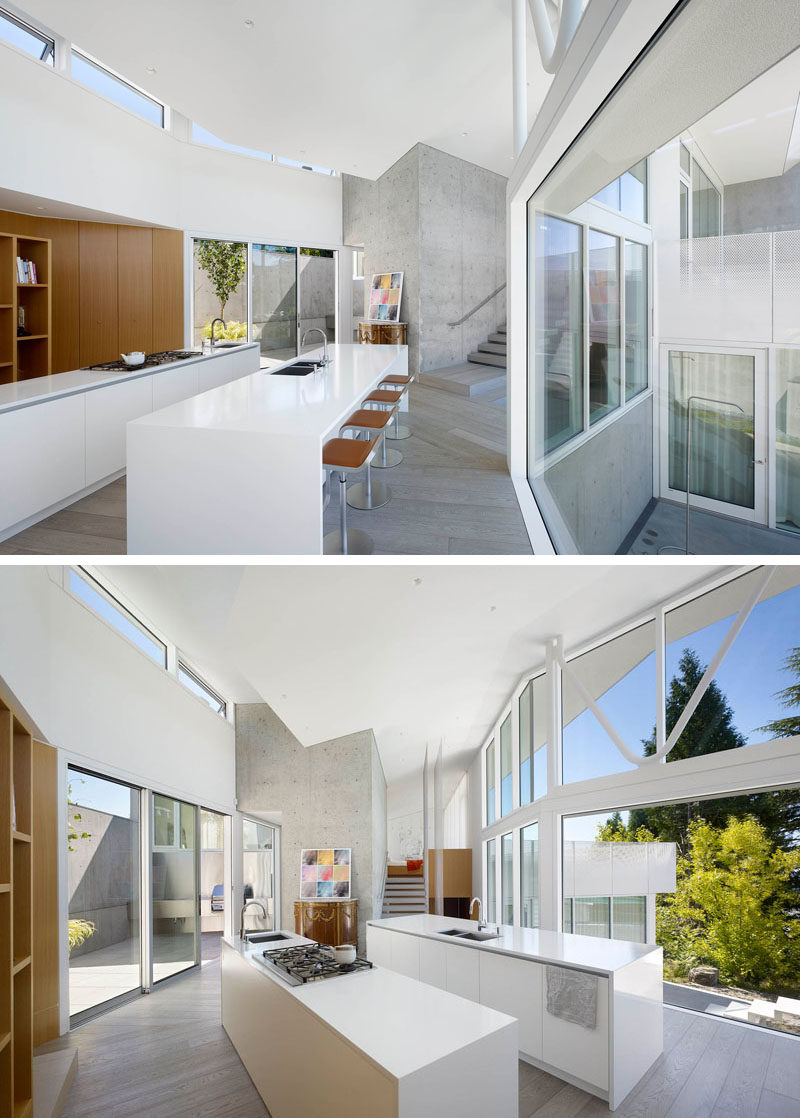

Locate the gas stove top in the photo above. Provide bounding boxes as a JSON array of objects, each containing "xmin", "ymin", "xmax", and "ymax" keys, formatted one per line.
[
  {"xmin": 257, "ymin": 942, "xmax": 373, "ymax": 986},
  {"xmin": 83, "ymin": 350, "xmax": 198, "ymax": 372}
]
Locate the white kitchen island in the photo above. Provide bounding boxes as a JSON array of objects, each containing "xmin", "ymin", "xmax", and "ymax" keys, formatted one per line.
[
  {"xmin": 220, "ymin": 934, "xmax": 517, "ymax": 1118},
  {"xmin": 126, "ymin": 342, "xmax": 408, "ymax": 554},
  {"xmin": 367, "ymin": 914, "xmax": 664, "ymax": 1111}
]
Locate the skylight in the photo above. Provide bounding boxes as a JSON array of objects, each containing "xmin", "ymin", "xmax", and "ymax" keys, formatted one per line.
[{"xmin": 0, "ymin": 6, "xmax": 53, "ymax": 63}]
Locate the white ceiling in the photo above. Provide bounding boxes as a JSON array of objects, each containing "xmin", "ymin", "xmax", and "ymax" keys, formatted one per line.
[
  {"xmin": 98, "ymin": 563, "xmax": 725, "ymax": 812},
  {"xmin": 22, "ymin": 0, "xmax": 557, "ymax": 179},
  {"xmin": 688, "ymin": 48, "xmax": 800, "ymax": 185}
]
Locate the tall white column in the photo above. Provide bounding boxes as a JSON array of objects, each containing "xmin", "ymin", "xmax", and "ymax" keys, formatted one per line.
[{"xmin": 512, "ymin": 0, "xmax": 528, "ymax": 157}]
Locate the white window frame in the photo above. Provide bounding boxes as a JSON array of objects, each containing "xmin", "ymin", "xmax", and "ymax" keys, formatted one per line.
[
  {"xmin": 70, "ymin": 46, "xmax": 168, "ymax": 129},
  {"xmin": 0, "ymin": 3, "xmax": 54, "ymax": 63},
  {"xmin": 177, "ymin": 659, "xmax": 227, "ymax": 718}
]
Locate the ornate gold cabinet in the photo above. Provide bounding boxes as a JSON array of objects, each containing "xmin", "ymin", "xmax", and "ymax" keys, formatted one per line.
[
  {"xmin": 294, "ymin": 898, "xmax": 358, "ymax": 947},
  {"xmin": 358, "ymin": 321, "xmax": 407, "ymax": 345}
]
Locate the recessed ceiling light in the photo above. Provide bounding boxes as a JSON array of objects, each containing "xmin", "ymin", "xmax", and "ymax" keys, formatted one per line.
[
  {"xmin": 461, "ymin": 131, "xmax": 469, "ymax": 136},
  {"xmin": 413, "ymin": 577, "xmax": 422, "ymax": 586},
  {"xmin": 145, "ymin": 65, "xmax": 156, "ymax": 74},
  {"xmin": 243, "ymin": 17, "xmax": 255, "ymax": 27}
]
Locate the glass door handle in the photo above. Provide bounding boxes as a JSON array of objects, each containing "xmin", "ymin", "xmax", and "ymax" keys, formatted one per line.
[{"xmin": 755, "ymin": 458, "xmax": 766, "ymax": 464}]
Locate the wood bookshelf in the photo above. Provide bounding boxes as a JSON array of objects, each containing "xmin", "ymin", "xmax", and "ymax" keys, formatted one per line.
[
  {"xmin": 0, "ymin": 698, "xmax": 33, "ymax": 1118},
  {"xmin": 0, "ymin": 232, "xmax": 52, "ymax": 386}
]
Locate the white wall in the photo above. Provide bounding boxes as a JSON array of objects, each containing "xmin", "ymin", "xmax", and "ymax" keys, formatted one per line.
[
  {"xmin": 0, "ymin": 41, "xmax": 342, "ymax": 247},
  {"xmin": 0, "ymin": 566, "xmax": 235, "ymax": 812}
]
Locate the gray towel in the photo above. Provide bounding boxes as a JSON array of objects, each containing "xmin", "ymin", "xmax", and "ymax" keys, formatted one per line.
[{"xmin": 545, "ymin": 966, "xmax": 598, "ymax": 1029}]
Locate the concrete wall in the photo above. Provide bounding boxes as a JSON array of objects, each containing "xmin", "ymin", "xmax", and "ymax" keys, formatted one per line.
[
  {"xmin": 541, "ymin": 394, "xmax": 654, "ymax": 554},
  {"xmin": 235, "ymin": 703, "xmax": 387, "ymax": 950},
  {"xmin": 724, "ymin": 163, "xmax": 800, "ymax": 234},
  {"xmin": 343, "ymin": 143, "xmax": 506, "ymax": 375},
  {"xmin": 68, "ymin": 805, "xmax": 139, "ymax": 957}
]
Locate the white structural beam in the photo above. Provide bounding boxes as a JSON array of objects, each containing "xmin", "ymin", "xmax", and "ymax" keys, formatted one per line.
[{"xmin": 512, "ymin": 0, "xmax": 528, "ymax": 156}]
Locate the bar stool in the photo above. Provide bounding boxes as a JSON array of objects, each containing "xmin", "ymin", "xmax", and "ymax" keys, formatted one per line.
[
  {"xmin": 322, "ymin": 435, "xmax": 378, "ymax": 554},
  {"xmin": 339, "ymin": 406, "xmax": 398, "ymax": 510},
  {"xmin": 378, "ymin": 373, "xmax": 415, "ymax": 440},
  {"xmin": 362, "ymin": 389, "xmax": 404, "ymax": 465}
]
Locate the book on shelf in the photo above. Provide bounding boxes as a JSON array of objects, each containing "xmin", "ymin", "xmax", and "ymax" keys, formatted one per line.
[{"xmin": 15, "ymin": 257, "xmax": 38, "ymax": 284}]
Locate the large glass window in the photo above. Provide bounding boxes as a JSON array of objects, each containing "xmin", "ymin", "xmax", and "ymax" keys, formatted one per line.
[
  {"xmin": 499, "ymin": 714, "xmax": 512, "ymax": 817},
  {"xmin": 200, "ymin": 809, "xmax": 226, "ymax": 949},
  {"xmin": 177, "ymin": 662, "xmax": 226, "ymax": 717},
  {"xmin": 624, "ymin": 241, "xmax": 648, "ymax": 401},
  {"xmin": 776, "ymin": 348, "xmax": 800, "ymax": 535},
  {"xmin": 0, "ymin": 6, "xmax": 53, "ymax": 62},
  {"xmin": 68, "ymin": 768, "xmax": 141, "ymax": 1022},
  {"xmin": 193, "ymin": 239, "xmax": 248, "ymax": 349},
  {"xmin": 242, "ymin": 819, "xmax": 276, "ymax": 932},
  {"xmin": 562, "ymin": 620, "xmax": 656, "ymax": 784},
  {"xmin": 69, "ymin": 568, "xmax": 166, "ymax": 667},
  {"xmin": 692, "ymin": 163, "xmax": 721, "ymax": 239},
  {"xmin": 252, "ymin": 244, "xmax": 297, "ymax": 361},
  {"xmin": 588, "ymin": 229, "xmax": 620, "ymax": 424},
  {"xmin": 592, "ymin": 159, "xmax": 647, "ymax": 222},
  {"xmin": 520, "ymin": 676, "xmax": 547, "ymax": 806},
  {"xmin": 501, "ymin": 833, "xmax": 513, "ymax": 925},
  {"xmin": 485, "ymin": 739, "xmax": 496, "ymax": 825},
  {"xmin": 520, "ymin": 823, "xmax": 538, "ymax": 928},
  {"xmin": 71, "ymin": 51, "xmax": 164, "ymax": 127},
  {"xmin": 299, "ymin": 248, "xmax": 337, "ymax": 350},
  {"xmin": 152, "ymin": 795, "xmax": 197, "ymax": 982},
  {"xmin": 534, "ymin": 214, "xmax": 584, "ymax": 454},
  {"xmin": 613, "ymin": 897, "xmax": 646, "ymax": 943},
  {"xmin": 486, "ymin": 838, "xmax": 496, "ymax": 924}
]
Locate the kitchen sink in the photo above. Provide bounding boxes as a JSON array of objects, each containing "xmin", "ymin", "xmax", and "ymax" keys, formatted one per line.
[
  {"xmin": 245, "ymin": 932, "xmax": 292, "ymax": 943},
  {"xmin": 438, "ymin": 929, "xmax": 468, "ymax": 936},
  {"xmin": 209, "ymin": 341, "xmax": 245, "ymax": 349},
  {"xmin": 437, "ymin": 928, "xmax": 501, "ymax": 942},
  {"xmin": 271, "ymin": 360, "xmax": 323, "ymax": 376}
]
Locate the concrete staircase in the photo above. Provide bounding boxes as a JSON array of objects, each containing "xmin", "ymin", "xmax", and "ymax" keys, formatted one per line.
[
  {"xmin": 418, "ymin": 324, "xmax": 507, "ymax": 399},
  {"xmin": 468, "ymin": 324, "xmax": 506, "ymax": 368},
  {"xmin": 381, "ymin": 870, "xmax": 427, "ymax": 918}
]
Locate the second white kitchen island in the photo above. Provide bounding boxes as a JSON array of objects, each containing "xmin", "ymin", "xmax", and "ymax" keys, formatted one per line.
[
  {"xmin": 221, "ymin": 934, "xmax": 517, "ymax": 1118},
  {"xmin": 126, "ymin": 343, "xmax": 408, "ymax": 554}
]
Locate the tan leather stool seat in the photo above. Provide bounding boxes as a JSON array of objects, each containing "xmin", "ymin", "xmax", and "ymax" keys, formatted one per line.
[
  {"xmin": 364, "ymin": 389, "xmax": 404, "ymax": 405},
  {"xmin": 342, "ymin": 409, "xmax": 394, "ymax": 431},
  {"xmin": 322, "ymin": 436, "xmax": 376, "ymax": 471},
  {"xmin": 379, "ymin": 374, "xmax": 414, "ymax": 386}
]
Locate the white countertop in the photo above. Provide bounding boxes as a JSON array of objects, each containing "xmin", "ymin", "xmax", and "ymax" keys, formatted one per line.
[
  {"xmin": 223, "ymin": 932, "xmax": 515, "ymax": 1081},
  {"xmin": 0, "ymin": 343, "xmax": 260, "ymax": 414},
  {"xmin": 368, "ymin": 914, "xmax": 660, "ymax": 976},
  {"xmin": 128, "ymin": 343, "xmax": 406, "ymax": 439}
]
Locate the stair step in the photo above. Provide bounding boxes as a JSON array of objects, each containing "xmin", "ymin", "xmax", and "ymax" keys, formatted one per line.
[
  {"xmin": 487, "ymin": 333, "xmax": 507, "ymax": 345},
  {"xmin": 468, "ymin": 351, "xmax": 506, "ymax": 368},
  {"xmin": 479, "ymin": 342, "xmax": 507, "ymax": 355},
  {"xmin": 418, "ymin": 362, "xmax": 505, "ymax": 397},
  {"xmin": 497, "ymin": 324, "xmax": 506, "ymax": 334}
]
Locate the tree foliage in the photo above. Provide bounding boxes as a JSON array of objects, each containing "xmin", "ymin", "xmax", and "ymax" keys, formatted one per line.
[
  {"xmin": 758, "ymin": 646, "xmax": 800, "ymax": 739},
  {"xmin": 195, "ymin": 240, "xmax": 247, "ymax": 320}
]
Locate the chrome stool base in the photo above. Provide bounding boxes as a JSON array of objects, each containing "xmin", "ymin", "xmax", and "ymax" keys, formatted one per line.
[
  {"xmin": 323, "ymin": 528, "xmax": 374, "ymax": 555},
  {"xmin": 387, "ymin": 422, "xmax": 411, "ymax": 441},
  {"xmin": 372, "ymin": 447, "xmax": 403, "ymax": 468},
  {"xmin": 347, "ymin": 479, "xmax": 391, "ymax": 510}
]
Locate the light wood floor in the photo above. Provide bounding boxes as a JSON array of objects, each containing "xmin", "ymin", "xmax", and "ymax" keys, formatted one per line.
[
  {"xmin": 36, "ymin": 958, "xmax": 800, "ymax": 1118},
  {"xmin": 0, "ymin": 382, "xmax": 531, "ymax": 556}
]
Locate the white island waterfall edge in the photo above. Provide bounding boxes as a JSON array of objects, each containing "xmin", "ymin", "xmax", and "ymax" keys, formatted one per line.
[
  {"xmin": 220, "ymin": 934, "xmax": 518, "ymax": 1118},
  {"xmin": 126, "ymin": 342, "xmax": 408, "ymax": 555}
]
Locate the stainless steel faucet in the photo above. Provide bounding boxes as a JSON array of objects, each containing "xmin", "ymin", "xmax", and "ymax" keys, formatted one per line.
[
  {"xmin": 470, "ymin": 897, "xmax": 485, "ymax": 929},
  {"xmin": 301, "ymin": 327, "xmax": 330, "ymax": 365},
  {"xmin": 209, "ymin": 317, "xmax": 226, "ymax": 351},
  {"xmin": 240, "ymin": 899, "xmax": 267, "ymax": 939}
]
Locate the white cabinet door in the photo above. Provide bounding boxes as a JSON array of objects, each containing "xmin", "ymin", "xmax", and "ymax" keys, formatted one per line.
[
  {"xmin": 419, "ymin": 938, "xmax": 447, "ymax": 990},
  {"xmin": 231, "ymin": 345, "xmax": 260, "ymax": 378},
  {"xmin": 541, "ymin": 970, "xmax": 609, "ymax": 1091},
  {"xmin": 197, "ymin": 354, "xmax": 236, "ymax": 393},
  {"xmin": 86, "ymin": 375, "xmax": 153, "ymax": 484},
  {"xmin": 0, "ymin": 395, "xmax": 85, "ymax": 533},
  {"xmin": 366, "ymin": 925, "xmax": 393, "ymax": 969},
  {"xmin": 445, "ymin": 944, "xmax": 480, "ymax": 1002},
  {"xmin": 152, "ymin": 364, "xmax": 199, "ymax": 411},
  {"xmin": 391, "ymin": 933, "xmax": 420, "ymax": 981},
  {"xmin": 479, "ymin": 952, "xmax": 543, "ymax": 1059}
]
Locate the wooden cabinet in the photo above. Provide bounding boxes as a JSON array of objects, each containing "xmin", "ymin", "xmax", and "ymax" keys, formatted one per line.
[
  {"xmin": 294, "ymin": 898, "xmax": 358, "ymax": 947},
  {"xmin": 118, "ymin": 226, "xmax": 153, "ymax": 356},
  {"xmin": 0, "ymin": 231, "xmax": 52, "ymax": 386},
  {"xmin": 1, "ymin": 697, "xmax": 33, "ymax": 1118},
  {"xmin": 358, "ymin": 321, "xmax": 407, "ymax": 345},
  {"xmin": 79, "ymin": 222, "xmax": 119, "ymax": 369}
]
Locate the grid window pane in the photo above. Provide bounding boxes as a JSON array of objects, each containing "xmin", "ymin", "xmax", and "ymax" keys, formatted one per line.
[
  {"xmin": 679, "ymin": 141, "xmax": 692, "ymax": 176},
  {"xmin": 692, "ymin": 163, "xmax": 721, "ymax": 238},
  {"xmin": 486, "ymin": 839, "xmax": 496, "ymax": 924},
  {"xmin": 501, "ymin": 833, "xmax": 513, "ymax": 925},
  {"xmin": 520, "ymin": 676, "xmax": 547, "ymax": 804},
  {"xmin": 620, "ymin": 159, "xmax": 647, "ymax": 222},
  {"xmin": 72, "ymin": 52, "xmax": 164, "ymax": 127},
  {"xmin": 612, "ymin": 896, "xmax": 646, "ymax": 942},
  {"xmin": 177, "ymin": 663, "xmax": 225, "ymax": 716},
  {"xmin": 486, "ymin": 741, "xmax": 496, "ymax": 825},
  {"xmin": 776, "ymin": 348, "xmax": 800, "ymax": 535},
  {"xmin": 520, "ymin": 823, "xmax": 539, "ymax": 928},
  {"xmin": 500, "ymin": 714, "xmax": 512, "ymax": 816},
  {"xmin": 520, "ymin": 683, "xmax": 532, "ymax": 806},
  {"xmin": 0, "ymin": 8, "xmax": 53, "ymax": 61},
  {"xmin": 69, "ymin": 569, "xmax": 166, "ymax": 667},
  {"xmin": 588, "ymin": 229, "xmax": 621, "ymax": 425},
  {"xmin": 573, "ymin": 896, "xmax": 610, "ymax": 938},
  {"xmin": 625, "ymin": 241, "xmax": 648, "ymax": 401},
  {"xmin": 563, "ymin": 897, "xmax": 573, "ymax": 933}
]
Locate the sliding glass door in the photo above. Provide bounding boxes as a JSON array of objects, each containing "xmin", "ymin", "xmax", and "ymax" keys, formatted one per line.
[
  {"xmin": 242, "ymin": 818, "xmax": 277, "ymax": 931},
  {"xmin": 152, "ymin": 795, "xmax": 198, "ymax": 982},
  {"xmin": 299, "ymin": 248, "xmax": 337, "ymax": 352},
  {"xmin": 67, "ymin": 767, "xmax": 142, "ymax": 1023},
  {"xmin": 252, "ymin": 244, "xmax": 298, "ymax": 361}
]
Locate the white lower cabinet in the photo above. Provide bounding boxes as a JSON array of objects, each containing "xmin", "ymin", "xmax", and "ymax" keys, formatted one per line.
[
  {"xmin": 0, "ymin": 393, "xmax": 85, "ymax": 533},
  {"xmin": 365, "ymin": 925, "xmax": 393, "ymax": 969},
  {"xmin": 445, "ymin": 942, "xmax": 480, "ymax": 1001},
  {"xmin": 419, "ymin": 938, "xmax": 447, "ymax": 990},
  {"xmin": 86, "ymin": 374, "xmax": 154, "ymax": 484},
  {"xmin": 541, "ymin": 972, "xmax": 609, "ymax": 1091},
  {"xmin": 391, "ymin": 934, "xmax": 421, "ymax": 981},
  {"xmin": 152, "ymin": 363, "xmax": 199, "ymax": 410},
  {"xmin": 479, "ymin": 952, "xmax": 543, "ymax": 1060}
]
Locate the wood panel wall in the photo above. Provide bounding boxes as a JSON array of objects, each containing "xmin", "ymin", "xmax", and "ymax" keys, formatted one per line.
[
  {"xmin": 32, "ymin": 740, "xmax": 59, "ymax": 1047},
  {"xmin": 0, "ymin": 210, "xmax": 184, "ymax": 374}
]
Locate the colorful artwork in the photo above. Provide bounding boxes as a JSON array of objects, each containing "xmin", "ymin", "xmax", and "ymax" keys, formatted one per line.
[
  {"xmin": 300, "ymin": 848, "xmax": 351, "ymax": 898},
  {"xmin": 368, "ymin": 272, "xmax": 403, "ymax": 321}
]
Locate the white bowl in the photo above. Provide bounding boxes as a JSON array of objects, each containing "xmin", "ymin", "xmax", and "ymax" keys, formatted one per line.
[{"xmin": 332, "ymin": 944, "xmax": 357, "ymax": 965}]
